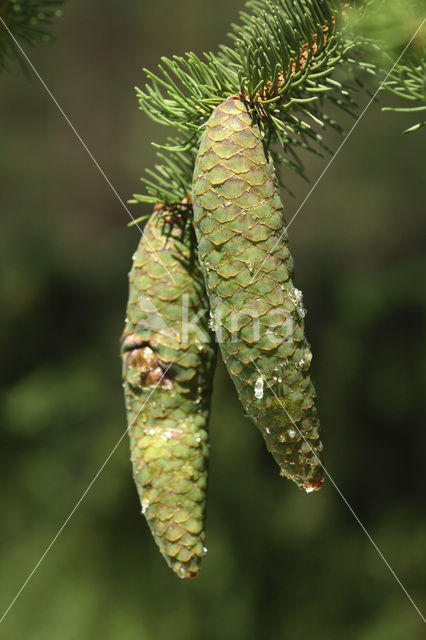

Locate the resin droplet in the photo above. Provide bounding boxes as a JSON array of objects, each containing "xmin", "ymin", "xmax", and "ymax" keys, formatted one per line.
[{"xmin": 254, "ymin": 376, "xmax": 264, "ymax": 399}]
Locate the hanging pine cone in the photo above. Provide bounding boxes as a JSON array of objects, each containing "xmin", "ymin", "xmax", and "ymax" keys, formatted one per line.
[
  {"xmin": 192, "ymin": 97, "xmax": 323, "ymax": 492},
  {"xmin": 121, "ymin": 209, "xmax": 216, "ymax": 577}
]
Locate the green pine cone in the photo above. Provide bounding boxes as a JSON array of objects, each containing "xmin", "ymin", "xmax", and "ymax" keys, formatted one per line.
[
  {"xmin": 121, "ymin": 210, "xmax": 216, "ymax": 578},
  {"xmin": 192, "ymin": 97, "xmax": 323, "ymax": 492}
]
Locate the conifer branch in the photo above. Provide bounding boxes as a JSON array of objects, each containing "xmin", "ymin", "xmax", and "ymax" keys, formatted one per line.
[
  {"xmin": 0, "ymin": 0, "xmax": 64, "ymax": 72},
  {"xmin": 382, "ymin": 52, "xmax": 426, "ymax": 133},
  {"xmin": 133, "ymin": 0, "xmax": 369, "ymax": 210},
  {"xmin": 346, "ymin": 0, "xmax": 426, "ymax": 133},
  {"xmin": 130, "ymin": 136, "xmax": 196, "ymax": 216}
]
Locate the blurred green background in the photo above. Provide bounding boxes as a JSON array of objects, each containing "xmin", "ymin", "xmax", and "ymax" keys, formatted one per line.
[{"xmin": 0, "ymin": 2, "xmax": 425, "ymax": 638}]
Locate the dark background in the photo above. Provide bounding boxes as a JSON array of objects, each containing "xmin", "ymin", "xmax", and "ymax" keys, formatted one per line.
[{"xmin": 0, "ymin": 1, "xmax": 425, "ymax": 638}]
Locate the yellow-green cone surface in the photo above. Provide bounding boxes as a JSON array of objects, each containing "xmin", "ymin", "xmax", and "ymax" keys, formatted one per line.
[
  {"xmin": 121, "ymin": 211, "xmax": 216, "ymax": 577},
  {"xmin": 192, "ymin": 97, "xmax": 323, "ymax": 492}
]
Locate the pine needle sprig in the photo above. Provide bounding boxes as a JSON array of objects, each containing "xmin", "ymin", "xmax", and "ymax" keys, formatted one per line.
[
  {"xmin": 136, "ymin": 0, "xmax": 358, "ymax": 137},
  {"xmin": 133, "ymin": 0, "xmax": 368, "ymax": 207},
  {"xmin": 130, "ymin": 135, "xmax": 196, "ymax": 218},
  {"xmin": 232, "ymin": 0, "xmax": 336, "ymax": 103},
  {"xmin": 345, "ymin": 0, "xmax": 426, "ymax": 133},
  {"xmin": 0, "ymin": 0, "xmax": 64, "ymax": 72},
  {"xmin": 382, "ymin": 53, "xmax": 426, "ymax": 133}
]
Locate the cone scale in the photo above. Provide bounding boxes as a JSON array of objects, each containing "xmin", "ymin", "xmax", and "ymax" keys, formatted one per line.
[
  {"xmin": 121, "ymin": 211, "xmax": 216, "ymax": 577},
  {"xmin": 192, "ymin": 97, "xmax": 323, "ymax": 492}
]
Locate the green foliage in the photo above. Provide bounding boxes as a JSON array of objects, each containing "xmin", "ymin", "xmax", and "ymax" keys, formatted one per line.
[
  {"xmin": 133, "ymin": 0, "xmax": 426, "ymax": 209},
  {"xmin": 345, "ymin": 0, "xmax": 426, "ymax": 132},
  {"xmin": 346, "ymin": 0, "xmax": 424, "ymax": 53},
  {"xmin": 0, "ymin": 0, "xmax": 64, "ymax": 72},
  {"xmin": 133, "ymin": 0, "xmax": 369, "ymax": 209},
  {"xmin": 138, "ymin": 0, "xmax": 342, "ymax": 129},
  {"xmin": 383, "ymin": 54, "xmax": 426, "ymax": 133},
  {"xmin": 130, "ymin": 136, "xmax": 196, "ymax": 212}
]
